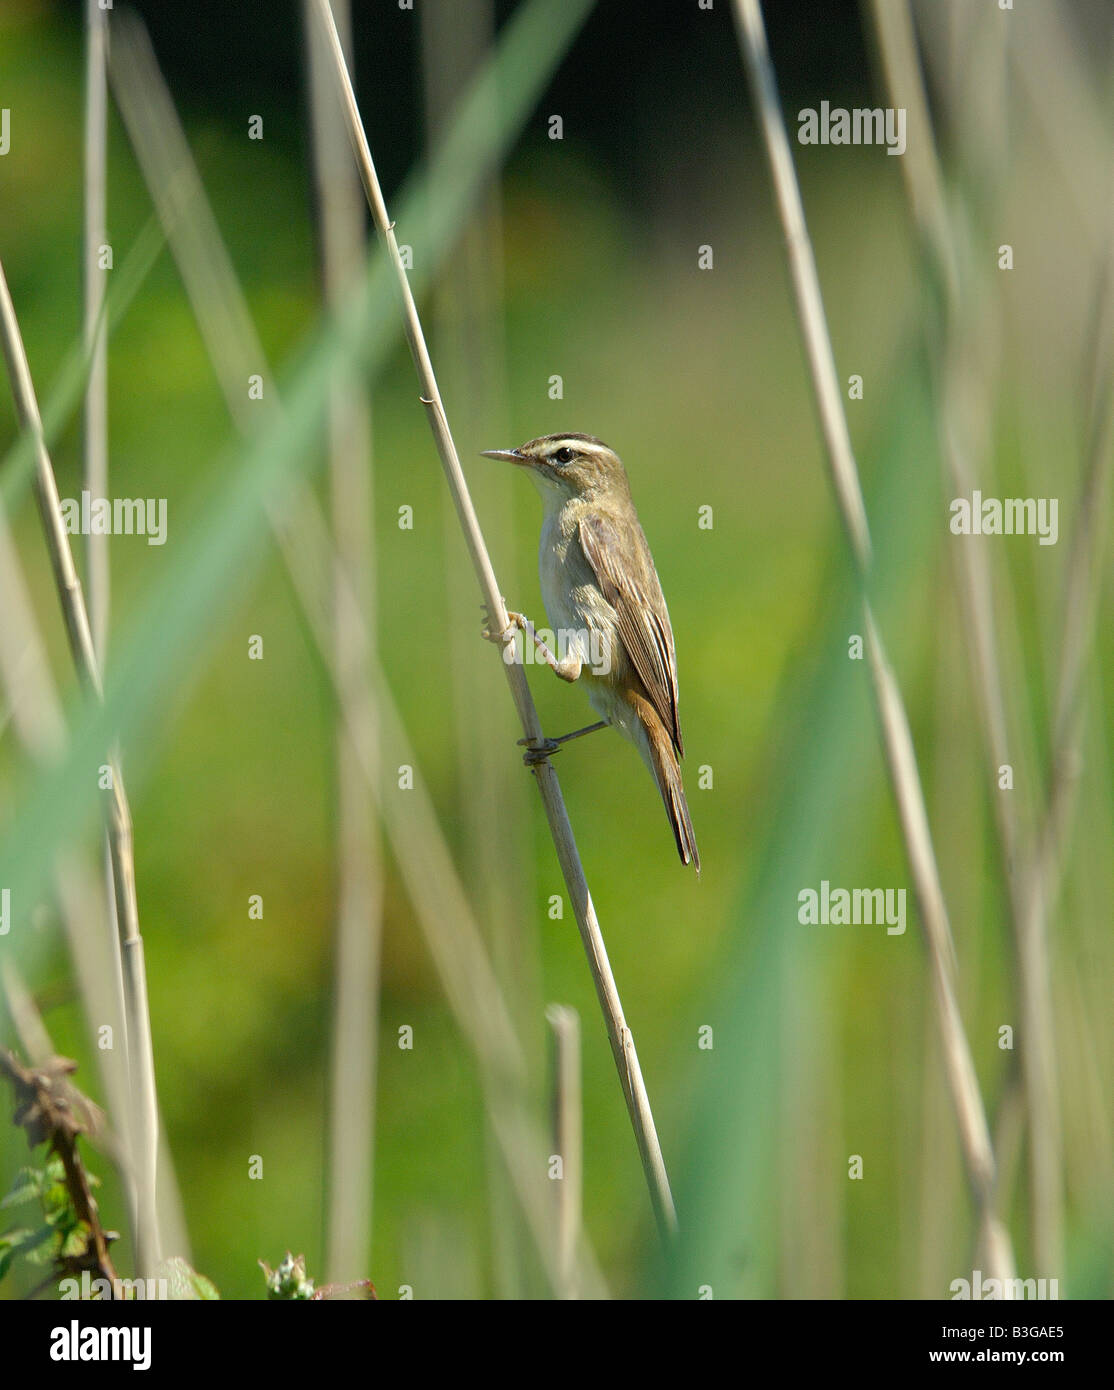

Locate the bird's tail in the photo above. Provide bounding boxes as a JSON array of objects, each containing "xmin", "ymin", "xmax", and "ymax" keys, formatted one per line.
[{"xmin": 635, "ymin": 696, "xmax": 700, "ymax": 872}]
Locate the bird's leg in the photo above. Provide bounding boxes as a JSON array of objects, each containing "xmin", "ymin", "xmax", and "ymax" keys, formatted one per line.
[
  {"xmin": 482, "ymin": 607, "xmax": 582, "ymax": 682},
  {"xmin": 521, "ymin": 615, "xmax": 583, "ymax": 682},
  {"xmin": 518, "ymin": 720, "xmax": 609, "ymax": 766},
  {"xmin": 521, "ymin": 720, "xmax": 609, "ymax": 750},
  {"xmin": 482, "ymin": 605, "xmax": 600, "ymax": 764}
]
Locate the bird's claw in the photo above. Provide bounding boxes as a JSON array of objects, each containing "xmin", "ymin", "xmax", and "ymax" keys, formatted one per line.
[
  {"xmin": 481, "ymin": 607, "xmax": 525, "ymax": 645},
  {"xmin": 518, "ymin": 736, "xmax": 561, "ymax": 766}
]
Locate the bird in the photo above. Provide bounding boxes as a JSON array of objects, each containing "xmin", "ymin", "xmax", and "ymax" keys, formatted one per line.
[{"xmin": 481, "ymin": 433, "xmax": 699, "ymax": 871}]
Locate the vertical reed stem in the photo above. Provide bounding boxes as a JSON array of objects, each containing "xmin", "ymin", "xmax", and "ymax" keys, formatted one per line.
[{"xmin": 732, "ymin": 0, "xmax": 1014, "ymax": 1280}]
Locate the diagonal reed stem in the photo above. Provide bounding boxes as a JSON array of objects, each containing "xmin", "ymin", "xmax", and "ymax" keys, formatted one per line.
[
  {"xmin": 0, "ymin": 487, "xmax": 141, "ymax": 1247},
  {"xmin": 0, "ymin": 259, "xmax": 163, "ymax": 1275},
  {"xmin": 732, "ymin": 0, "xmax": 1014, "ymax": 1281},
  {"xmin": 309, "ymin": 0, "xmax": 677, "ymax": 1240}
]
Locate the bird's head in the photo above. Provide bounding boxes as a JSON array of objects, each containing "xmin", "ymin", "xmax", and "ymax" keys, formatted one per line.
[{"xmin": 481, "ymin": 434, "xmax": 630, "ymax": 504}]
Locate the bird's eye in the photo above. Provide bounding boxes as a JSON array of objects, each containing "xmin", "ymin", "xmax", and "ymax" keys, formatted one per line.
[{"xmin": 552, "ymin": 446, "xmax": 574, "ymax": 464}]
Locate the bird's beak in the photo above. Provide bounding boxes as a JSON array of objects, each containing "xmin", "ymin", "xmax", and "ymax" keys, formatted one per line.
[{"xmin": 480, "ymin": 448, "xmax": 524, "ymax": 464}]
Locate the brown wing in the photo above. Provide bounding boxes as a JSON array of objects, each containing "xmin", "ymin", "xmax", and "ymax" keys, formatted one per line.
[{"xmin": 578, "ymin": 513, "xmax": 683, "ymax": 758}]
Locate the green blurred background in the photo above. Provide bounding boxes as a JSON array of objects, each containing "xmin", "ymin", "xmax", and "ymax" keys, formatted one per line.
[{"xmin": 0, "ymin": 0, "xmax": 1111, "ymax": 1299}]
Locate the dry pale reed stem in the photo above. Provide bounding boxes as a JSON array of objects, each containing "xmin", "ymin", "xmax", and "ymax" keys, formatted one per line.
[
  {"xmin": 1010, "ymin": 4, "xmax": 1114, "ymax": 911},
  {"xmin": 83, "ymin": 0, "xmax": 110, "ymax": 664},
  {"xmin": 0, "ymin": 483, "xmax": 153, "ymax": 1256},
  {"xmin": 304, "ymin": 0, "xmax": 382, "ymax": 1287},
  {"xmin": 310, "ymin": 0, "xmax": 678, "ymax": 1240},
  {"xmin": 419, "ymin": 0, "xmax": 536, "ymax": 1293},
  {"xmin": 419, "ymin": 0, "xmax": 527, "ymax": 971},
  {"xmin": 546, "ymin": 1004, "xmax": 583, "ymax": 1299},
  {"xmin": 82, "ymin": 0, "xmax": 138, "ymax": 1244},
  {"xmin": 107, "ymin": 15, "xmax": 610, "ymax": 1290},
  {"xmin": 0, "ymin": 260, "xmax": 162, "ymax": 1274},
  {"xmin": 1013, "ymin": 203, "xmax": 1114, "ymax": 1291},
  {"xmin": 733, "ymin": 0, "xmax": 1014, "ymax": 1280},
  {"xmin": 1035, "ymin": 241, "xmax": 1114, "ymax": 890},
  {"xmin": 1011, "ymin": 1, "xmax": 1114, "ymax": 899},
  {"xmin": 868, "ymin": 0, "xmax": 1067, "ymax": 1278}
]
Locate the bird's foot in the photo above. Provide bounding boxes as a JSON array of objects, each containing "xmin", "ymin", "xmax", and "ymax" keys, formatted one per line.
[
  {"xmin": 518, "ymin": 736, "xmax": 561, "ymax": 766},
  {"xmin": 481, "ymin": 605, "xmax": 526, "ymax": 644}
]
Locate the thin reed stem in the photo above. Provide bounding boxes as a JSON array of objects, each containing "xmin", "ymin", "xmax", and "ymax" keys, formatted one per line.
[
  {"xmin": 0, "ymin": 259, "xmax": 163, "ymax": 1275},
  {"xmin": 420, "ymin": 0, "xmax": 537, "ymax": 1297},
  {"xmin": 0, "ymin": 496, "xmax": 138, "ymax": 1229},
  {"xmin": 546, "ymin": 1004, "xmax": 582, "ymax": 1299},
  {"xmin": 866, "ymin": 0, "xmax": 1070, "ymax": 1278},
  {"xmin": 732, "ymin": 0, "xmax": 1014, "ymax": 1280},
  {"xmin": 83, "ymin": 0, "xmax": 110, "ymax": 665},
  {"xmin": 304, "ymin": 0, "xmax": 383, "ymax": 1288},
  {"xmin": 309, "ymin": 0, "xmax": 678, "ymax": 1241},
  {"xmin": 82, "ymin": 0, "xmax": 137, "ymax": 1246}
]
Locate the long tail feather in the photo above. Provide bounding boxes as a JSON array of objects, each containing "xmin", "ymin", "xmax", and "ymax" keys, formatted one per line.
[{"xmin": 637, "ymin": 698, "xmax": 700, "ymax": 872}]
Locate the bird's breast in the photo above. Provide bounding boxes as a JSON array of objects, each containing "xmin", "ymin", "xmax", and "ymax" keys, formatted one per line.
[{"xmin": 538, "ymin": 507, "xmax": 621, "ymax": 673}]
